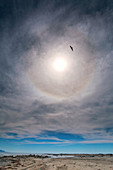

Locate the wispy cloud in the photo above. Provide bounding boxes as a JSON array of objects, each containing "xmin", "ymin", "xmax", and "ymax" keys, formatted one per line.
[
  {"xmin": 0, "ymin": 0, "xmax": 113, "ymax": 146},
  {"xmin": 79, "ymin": 140, "xmax": 113, "ymax": 144}
]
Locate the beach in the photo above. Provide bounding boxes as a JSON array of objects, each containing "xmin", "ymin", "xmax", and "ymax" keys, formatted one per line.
[{"xmin": 0, "ymin": 154, "xmax": 113, "ymax": 170}]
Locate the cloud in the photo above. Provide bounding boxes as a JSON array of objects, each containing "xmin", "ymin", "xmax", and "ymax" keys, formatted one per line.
[{"xmin": 0, "ymin": 0, "xmax": 113, "ymax": 144}]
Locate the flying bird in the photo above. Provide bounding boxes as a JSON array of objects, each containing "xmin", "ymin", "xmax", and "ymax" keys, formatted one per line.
[{"xmin": 70, "ymin": 45, "xmax": 73, "ymax": 51}]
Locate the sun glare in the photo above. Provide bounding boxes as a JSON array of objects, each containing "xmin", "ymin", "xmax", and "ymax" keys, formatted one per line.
[{"xmin": 53, "ymin": 58, "xmax": 67, "ymax": 72}]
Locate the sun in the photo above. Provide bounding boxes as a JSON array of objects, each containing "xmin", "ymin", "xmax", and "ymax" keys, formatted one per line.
[{"xmin": 52, "ymin": 57, "xmax": 67, "ymax": 72}]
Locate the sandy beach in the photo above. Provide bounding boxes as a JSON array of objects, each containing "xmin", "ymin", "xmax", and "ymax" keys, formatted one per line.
[{"xmin": 0, "ymin": 154, "xmax": 113, "ymax": 170}]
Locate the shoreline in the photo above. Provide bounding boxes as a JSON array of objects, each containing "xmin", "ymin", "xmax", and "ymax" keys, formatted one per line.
[{"xmin": 0, "ymin": 154, "xmax": 113, "ymax": 170}]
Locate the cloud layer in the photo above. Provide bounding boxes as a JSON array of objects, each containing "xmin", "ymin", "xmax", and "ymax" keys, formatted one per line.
[{"xmin": 0, "ymin": 0, "xmax": 113, "ymax": 144}]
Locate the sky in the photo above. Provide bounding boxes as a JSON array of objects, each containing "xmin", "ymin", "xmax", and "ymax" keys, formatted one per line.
[{"xmin": 0, "ymin": 0, "xmax": 113, "ymax": 154}]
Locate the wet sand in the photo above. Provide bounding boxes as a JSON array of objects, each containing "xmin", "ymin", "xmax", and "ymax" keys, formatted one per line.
[{"xmin": 0, "ymin": 154, "xmax": 113, "ymax": 170}]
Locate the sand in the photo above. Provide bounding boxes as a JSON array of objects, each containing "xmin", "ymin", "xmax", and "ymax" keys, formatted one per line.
[{"xmin": 0, "ymin": 154, "xmax": 113, "ymax": 170}]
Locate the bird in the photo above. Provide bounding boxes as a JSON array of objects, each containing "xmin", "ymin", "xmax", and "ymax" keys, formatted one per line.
[{"xmin": 70, "ymin": 45, "xmax": 73, "ymax": 51}]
